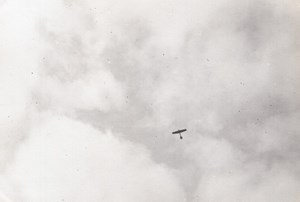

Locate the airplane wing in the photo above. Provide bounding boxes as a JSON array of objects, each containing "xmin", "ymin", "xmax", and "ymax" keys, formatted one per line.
[{"xmin": 172, "ymin": 129, "xmax": 187, "ymax": 134}]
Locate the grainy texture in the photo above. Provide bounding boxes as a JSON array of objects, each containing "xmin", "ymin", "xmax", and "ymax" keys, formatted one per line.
[{"xmin": 0, "ymin": 0, "xmax": 299, "ymax": 201}]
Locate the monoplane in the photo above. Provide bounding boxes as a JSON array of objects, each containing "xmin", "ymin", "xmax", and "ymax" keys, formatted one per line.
[{"xmin": 172, "ymin": 129, "xmax": 187, "ymax": 139}]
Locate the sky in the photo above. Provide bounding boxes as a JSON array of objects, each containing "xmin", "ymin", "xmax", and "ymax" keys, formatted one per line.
[{"xmin": 0, "ymin": 0, "xmax": 300, "ymax": 201}]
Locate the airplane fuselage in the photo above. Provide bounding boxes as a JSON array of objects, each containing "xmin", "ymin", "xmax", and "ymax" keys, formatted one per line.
[{"xmin": 172, "ymin": 129, "xmax": 187, "ymax": 139}]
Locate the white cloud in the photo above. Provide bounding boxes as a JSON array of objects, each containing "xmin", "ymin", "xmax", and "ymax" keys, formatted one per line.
[
  {"xmin": 1, "ymin": 0, "xmax": 300, "ymax": 201},
  {"xmin": 34, "ymin": 69, "xmax": 125, "ymax": 113},
  {"xmin": 193, "ymin": 164, "xmax": 300, "ymax": 202},
  {"xmin": 3, "ymin": 113, "xmax": 185, "ymax": 202},
  {"xmin": 0, "ymin": 0, "xmax": 41, "ymax": 169}
]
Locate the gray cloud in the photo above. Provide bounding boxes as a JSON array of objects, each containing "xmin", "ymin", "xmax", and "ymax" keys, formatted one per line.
[
  {"xmin": 0, "ymin": 0, "xmax": 299, "ymax": 201},
  {"xmin": 3, "ymin": 114, "xmax": 185, "ymax": 201}
]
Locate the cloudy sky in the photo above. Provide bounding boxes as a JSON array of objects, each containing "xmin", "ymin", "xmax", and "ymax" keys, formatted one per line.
[{"xmin": 0, "ymin": 0, "xmax": 300, "ymax": 201}]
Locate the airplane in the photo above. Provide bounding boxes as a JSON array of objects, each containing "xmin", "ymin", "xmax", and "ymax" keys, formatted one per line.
[{"xmin": 172, "ymin": 129, "xmax": 187, "ymax": 139}]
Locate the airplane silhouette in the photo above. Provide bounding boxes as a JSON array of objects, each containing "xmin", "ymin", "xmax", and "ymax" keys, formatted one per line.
[{"xmin": 172, "ymin": 129, "xmax": 187, "ymax": 139}]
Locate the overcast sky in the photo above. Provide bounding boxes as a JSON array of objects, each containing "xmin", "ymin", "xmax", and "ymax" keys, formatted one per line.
[{"xmin": 0, "ymin": 0, "xmax": 300, "ymax": 201}]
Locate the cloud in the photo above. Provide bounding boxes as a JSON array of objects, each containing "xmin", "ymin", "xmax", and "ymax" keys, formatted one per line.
[
  {"xmin": 3, "ymin": 113, "xmax": 185, "ymax": 202},
  {"xmin": 0, "ymin": 0, "xmax": 42, "ymax": 170},
  {"xmin": 193, "ymin": 167, "xmax": 300, "ymax": 202},
  {"xmin": 0, "ymin": 1, "xmax": 185, "ymax": 201},
  {"xmin": 1, "ymin": 0, "xmax": 300, "ymax": 201},
  {"xmin": 92, "ymin": 0, "xmax": 300, "ymax": 200},
  {"xmin": 34, "ymin": 69, "xmax": 125, "ymax": 113}
]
